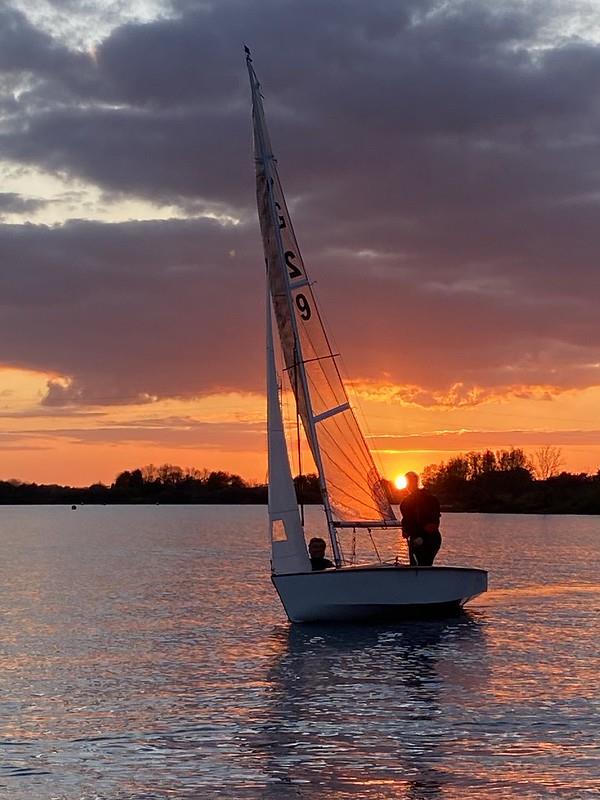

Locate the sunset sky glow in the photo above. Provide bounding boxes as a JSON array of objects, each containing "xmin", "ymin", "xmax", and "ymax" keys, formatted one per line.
[{"xmin": 2, "ymin": 0, "xmax": 600, "ymax": 485}]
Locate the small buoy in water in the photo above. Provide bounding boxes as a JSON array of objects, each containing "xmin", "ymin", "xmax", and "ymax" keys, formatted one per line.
[{"xmin": 71, "ymin": 505, "xmax": 77, "ymax": 510}]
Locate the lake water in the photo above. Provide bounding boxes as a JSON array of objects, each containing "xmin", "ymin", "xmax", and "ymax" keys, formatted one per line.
[{"xmin": 0, "ymin": 506, "xmax": 598, "ymax": 799}]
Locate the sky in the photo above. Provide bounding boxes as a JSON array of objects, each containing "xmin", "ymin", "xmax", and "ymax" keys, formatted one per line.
[{"xmin": 2, "ymin": 0, "xmax": 600, "ymax": 486}]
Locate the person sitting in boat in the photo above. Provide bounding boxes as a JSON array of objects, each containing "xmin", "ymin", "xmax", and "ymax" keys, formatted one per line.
[
  {"xmin": 400, "ymin": 472, "xmax": 442, "ymax": 567},
  {"xmin": 308, "ymin": 537, "xmax": 334, "ymax": 570}
]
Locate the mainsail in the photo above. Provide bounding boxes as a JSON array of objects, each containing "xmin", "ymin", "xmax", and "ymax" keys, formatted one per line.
[{"xmin": 247, "ymin": 51, "xmax": 395, "ymax": 527}]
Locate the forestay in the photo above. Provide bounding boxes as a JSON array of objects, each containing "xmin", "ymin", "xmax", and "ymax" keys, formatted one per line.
[{"xmin": 248, "ymin": 53, "xmax": 395, "ymax": 525}]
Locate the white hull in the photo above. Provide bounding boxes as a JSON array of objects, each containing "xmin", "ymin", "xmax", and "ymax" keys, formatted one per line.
[{"xmin": 272, "ymin": 565, "xmax": 487, "ymax": 623}]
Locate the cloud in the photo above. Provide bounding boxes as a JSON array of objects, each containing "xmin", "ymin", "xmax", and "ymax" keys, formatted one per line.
[
  {"xmin": 0, "ymin": 5, "xmax": 94, "ymax": 90},
  {"xmin": 4, "ymin": 416, "xmax": 265, "ymax": 450},
  {"xmin": 0, "ymin": 192, "xmax": 47, "ymax": 214},
  {"xmin": 369, "ymin": 427, "xmax": 600, "ymax": 452},
  {"xmin": 2, "ymin": 0, "xmax": 600, "ymax": 406},
  {"xmin": 0, "ymin": 217, "xmax": 264, "ymax": 404},
  {"xmin": 9, "ymin": 0, "xmax": 173, "ymax": 49},
  {"xmin": 350, "ymin": 381, "xmax": 565, "ymax": 409}
]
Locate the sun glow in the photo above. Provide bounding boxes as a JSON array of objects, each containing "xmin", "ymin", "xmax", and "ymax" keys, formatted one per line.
[{"xmin": 394, "ymin": 474, "xmax": 407, "ymax": 490}]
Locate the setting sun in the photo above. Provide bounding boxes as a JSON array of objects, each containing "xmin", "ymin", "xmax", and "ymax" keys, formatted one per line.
[{"xmin": 394, "ymin": 474, "xmax": 407, "ymax": 490}]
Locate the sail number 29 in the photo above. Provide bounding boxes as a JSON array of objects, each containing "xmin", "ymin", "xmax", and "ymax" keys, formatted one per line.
[{"xmin": 284, "ymin": 250, "xmax": 312, "ymax": 321}]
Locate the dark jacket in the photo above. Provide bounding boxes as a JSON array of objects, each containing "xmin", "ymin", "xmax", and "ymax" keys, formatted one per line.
[
  {"xmin": 310, "ymin": 557, "xmax": 334, "ymax": 571},
  {"xmin": 400, "ymin": 488, "xmax": 441, "ymax": 539}
]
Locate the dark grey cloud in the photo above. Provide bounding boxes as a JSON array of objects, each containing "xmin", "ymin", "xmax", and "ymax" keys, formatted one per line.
[
  {"xmin": 0, "ymin": 6, "xmax": 94, "ymax": 93},
  {"xmin": 0, "ymin": 105, "xmax": 250, "ymax": 209},
  {"xmin": 0, "ymin": 217, "xmax": 264, "ymax": 404},
  {"xmin": 0, "ymin": 192, "xmax": 47, "ymax": 213},
  {"xmin": 2, "ymin": 0, "xmax": 600, "ymax": 404},
  {"xmin": 0, "ymin": 6, "xmax": 74, "ymax": 74}
]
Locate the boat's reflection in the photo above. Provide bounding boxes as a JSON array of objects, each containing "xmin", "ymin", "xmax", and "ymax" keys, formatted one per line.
[{"xmin": 250, "ymin": 612, "xmax": 488, "ymax": 798}]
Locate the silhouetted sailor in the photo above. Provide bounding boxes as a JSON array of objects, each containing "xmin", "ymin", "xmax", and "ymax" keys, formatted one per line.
[
  {"xmin": 308, "ymin": 537, "xmax": 334, "ymax": 570},
  {"xmin": 400, "ymin": 472, "xmax": 442, "ymax": 566}
]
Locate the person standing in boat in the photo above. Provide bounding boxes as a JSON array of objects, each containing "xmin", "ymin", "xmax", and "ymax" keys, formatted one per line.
[{"xmin": 400, "ymin": 472, "xmax": 442, "ymax": 566}]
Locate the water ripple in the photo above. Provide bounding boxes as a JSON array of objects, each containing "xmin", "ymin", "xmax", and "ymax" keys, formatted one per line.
[{"xmin": 0, "ymin": 507, "xmax": 599, "ymax": 798}]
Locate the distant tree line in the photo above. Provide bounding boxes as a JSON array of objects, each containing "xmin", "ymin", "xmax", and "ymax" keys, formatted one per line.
[
  {"xmin": 0, "ymin": 464, "xmax": 322, "ymax": 506},
  {"xmin": 2, "ymin": 450, "xmax": 600, "ymax": 513},
  {"xmin": 393, "ymin": 447, "xmax": 600, "ymax": 514}
]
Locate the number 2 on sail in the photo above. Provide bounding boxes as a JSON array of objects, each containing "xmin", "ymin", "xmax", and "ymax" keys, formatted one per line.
[{"xmin": 285, "ymin": 250, "xmax": 302, "ymax": 279}]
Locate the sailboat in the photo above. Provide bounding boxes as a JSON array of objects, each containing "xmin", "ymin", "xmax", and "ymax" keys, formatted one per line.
[{"xmin": 246, "ymin": 49, "xmax": 487, "ymax": 622}]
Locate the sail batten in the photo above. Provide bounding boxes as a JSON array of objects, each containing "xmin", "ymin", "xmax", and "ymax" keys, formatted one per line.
[
  {"xmin": 248, "ymin": 52, "xmax": 396, "ymax": 530},
  {"xmin": 313, "ymin": 402, "xmax": 350, "ymax": 424}
]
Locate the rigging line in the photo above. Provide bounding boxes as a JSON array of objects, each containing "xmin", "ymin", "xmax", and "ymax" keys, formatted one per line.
[
  {"xmin": 317, "ymin": 442, "xmax": 378, "ymax": 489},
  {"xmin": 368, "ymin": 529, "xmax": 383, "ymax": 564},
  {"xmin": 332, "ymin": 409, "xmax": 378, "ymax": 475},
  {"xmin": 322, "ymin": 475, "xmax": 383, "ymax": 517},
  {"xmin": 278, "ymin": 273, "xmax": 338, "ymax": 371},
  {"xmin": 283, "ymin": 353, "xmax": 341, "ymax": 370},
  {"xmin": 300, "ymin": 289, "xmax": 376, "ymax": 452},
  {"xmin": 326, "ymin": 484, "xmax": 382, "ymax": 520},
  {"xmin": 271, "ymin": 176, "xmax": 362, "ymax": 423},
  {"xmin": 336, "ymin": 347, "xmax": 390, "ymax": 482},
  {"xmin": 316, "ymin": 412, "xmax": 383, "ymax": 485},
  {"xmin": 313, "ymin": 405, "xmax": 376, "ymax": 482},
  {"xmin": 263, "ymin": 167, "xmax": 340, "ymax": 559},
  {"xmin": 318, "ymin": 447, "xmax": 385, "ymax": 509},
  {"xmin": 274, "ymin": 171, "xmax": 344, "ymax": 371},
  {"xmin": 301, "ymin": 365, "xmax": 377, "ymax": 477},
  {"xmin": 281, "ymin": 380, "xmax": 299, "ymax": 479},
  {"xmin": 291, "ymin": 300, "xmax": 338, "ymax": 381},
  {"xmin": 309, "ymin": 368, "xmax": 378, "ymax": 475},
  {"xmin": 324, "ymin": 468, "xmax": 377, "ymax": 507},
  {"xmin": 297, "ymin": 329, "xmax": 383, "ymax": 476},
  {"xmin": 294, "ymin": 359, "xmax": 305, "ymax": 527},
  {"xmin": 289, "ymin": 255, "xmax": 389, "ymax": 483},
  {"xmin": 324, "ymin": 391, "xmax": 385, "ymax": 479},
  {"xmin": 266, "ymin": 146, "xmax": 383, "ymax": 513},
  {"xmin": 319, "ymin": 408, "xmax": 379, "ymax": 477},
  {"xmin": 322, "ymin": 472, "xmax": 376, "ymax": 506},
  {"xmin": 314, "ymin": 414, "xmax": 378, "ymax": 477},
  {"xmin": 291, "ymin": 286, "xmax": 341, "ymax": 373},
  {"xmin": 318, "ymin": 446, "xmax": 382, "ymax": 516},
  {"xmin": 319, "ymin": 454, "xmax": 379, "ymax": 507},
  {"xmin": 252, "ymin": 63, "xmax": 341, "ymax": 564}
]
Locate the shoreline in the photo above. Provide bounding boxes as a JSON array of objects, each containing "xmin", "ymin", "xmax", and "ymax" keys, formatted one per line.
[{"xmin": 1, "ymin": 500, "xmax": 599, "ymax": 516}]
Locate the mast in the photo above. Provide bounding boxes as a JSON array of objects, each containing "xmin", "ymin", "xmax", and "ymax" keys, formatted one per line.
[
  {"xmin": 246, "ymin": 48, "xmax": 342, "ymax": 565},
  {"xmin": 248, "ymin": 48, "xmax": 397, "ymax": 568}
]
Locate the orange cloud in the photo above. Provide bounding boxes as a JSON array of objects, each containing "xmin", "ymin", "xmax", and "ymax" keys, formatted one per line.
[{"xmin": 349, "ymin": 380, "xmax": 572, "ymax": 409}]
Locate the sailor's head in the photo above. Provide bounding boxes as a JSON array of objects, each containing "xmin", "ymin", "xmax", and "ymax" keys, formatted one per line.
[
  {"xmin": 405, "ymin": 471, "xmax": 419, "ymax": 493},
  {"xmin": 308, "ymin": 537, "xmax": 327, "ymax": 558}
]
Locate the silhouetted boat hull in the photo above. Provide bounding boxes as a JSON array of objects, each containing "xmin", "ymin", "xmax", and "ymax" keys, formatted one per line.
[{"xmin": 272, "ymin": 565, "xmax": 487, "ymax": 623}]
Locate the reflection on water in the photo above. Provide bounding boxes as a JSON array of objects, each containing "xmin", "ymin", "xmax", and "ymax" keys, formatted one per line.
[
  {"xmin": 250, "ymin": 615, "xmax": 486, "ymax": 798},
  {"xmin": 0, "ymin": 507, "xmax": 599, "ymax": 799}
]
